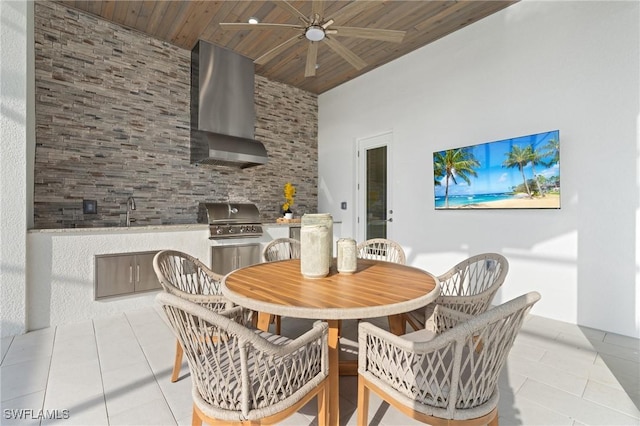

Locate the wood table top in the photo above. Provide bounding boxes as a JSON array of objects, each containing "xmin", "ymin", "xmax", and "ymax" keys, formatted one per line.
[{"xmin": 222, "ymin": 258, "xmax": 439, "ymax": 320}]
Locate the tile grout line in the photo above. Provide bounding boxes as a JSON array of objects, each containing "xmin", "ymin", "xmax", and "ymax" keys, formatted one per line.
[
  {"xmin": 511, "ymin": 380, "xmax": 576, "ymax": 424},
  {"xmin": 124, "ymin": 310, "xmax": 179, "ymax": 425},
  {"xmin": 525, "ymin": 327, "xmax": 639, "ymax": 364},
  {"xmin": 0, "ymin": 336, "xmax": 15, "ymax": 366},
  {"xmin": 529, "ymin": 341, "xmax": 637, "ymax": 403},
  {"xmin": 92, "ymin": 318, "xmax": 110, "ymax": 425},
  {"xmin": 37, "ymin": 326, "xmax": 57, "ymax": 426},
  {"xmin": 522, "ymin": 373, "xmax": 640, "ymax": 422},
  {"xmin": 514, "ymin": 324, "xmax": 640, "ymax": 420},
  {"xmin": 581, "ymin": 377, "xmax": 640, "ymax": 420}
]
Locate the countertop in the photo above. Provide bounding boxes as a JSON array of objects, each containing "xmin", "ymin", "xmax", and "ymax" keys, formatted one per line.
[{"xmin": 27, "ymin": 221, "xmax": 317, "ymax": 234}]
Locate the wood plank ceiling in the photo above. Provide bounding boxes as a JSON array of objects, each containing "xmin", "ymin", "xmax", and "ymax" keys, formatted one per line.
[{"xmin": 56, "ymin": 1, "xmax": 518, "ymax": 94}]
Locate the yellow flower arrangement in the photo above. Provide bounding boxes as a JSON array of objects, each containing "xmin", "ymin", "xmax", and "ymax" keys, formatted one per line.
[{"xmin": 282, "ymin": 182, "xmax": 296, "ymax": 212}]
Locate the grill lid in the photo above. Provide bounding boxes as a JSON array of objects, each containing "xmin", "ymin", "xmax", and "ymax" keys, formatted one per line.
[
  {"xmin": 198, "ymin": 203, "xmax": 263, "ymax": 239},
  {"xmin": 198, "ymin": 203, "xmax": 261, "ymax": 224}
]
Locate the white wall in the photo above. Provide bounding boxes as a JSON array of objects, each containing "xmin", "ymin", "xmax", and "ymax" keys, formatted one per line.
[
  {"xmin": 318, "ymin": 1, "xmax": 640, "ymax": 338},
  {"xmin": 1, "ymin": 1, "xmax": 34, "ymax": 337}
]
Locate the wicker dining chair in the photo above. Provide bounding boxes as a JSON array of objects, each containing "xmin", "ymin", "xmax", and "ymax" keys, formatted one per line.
[
  {"xmin": 153, "ymin": 249, "xmax": 233, "ymax": 383},
  {"xmin": 156, "ymin": 292, "xmax": 329, "ymax": 425},
  {"xmin": 405, "ymin": 253, "xmax": 509, "ymax": 332},
  {"xmin": 356, "ymin": 238, "xmax": 406, "ymax": 264},
  {"xmin": 262, "ymin": 237, "xmax": 301, "ymax": 262},
  {"xmin": 261, "ymin": 238, "xmax": 301, "ymax": 334},
  {"xmin": 358, "ymin": 291, "xmax": 541, "ymax": 426}
]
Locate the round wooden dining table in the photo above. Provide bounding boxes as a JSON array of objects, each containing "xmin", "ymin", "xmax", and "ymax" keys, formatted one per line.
[{"xmin": 222, "ymin": 258, "xmax": 439, "ymax": 426}]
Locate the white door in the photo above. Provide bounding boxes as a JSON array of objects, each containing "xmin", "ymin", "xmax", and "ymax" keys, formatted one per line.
[{"xmin": 356, "ymin": 131, "xmax": 393, "ymax": 242}]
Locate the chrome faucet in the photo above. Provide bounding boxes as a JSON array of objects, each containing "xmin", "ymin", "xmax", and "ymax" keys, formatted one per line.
[{"xmin": 126, "ymin": 196, "xmax": 136, "ymax": 227}]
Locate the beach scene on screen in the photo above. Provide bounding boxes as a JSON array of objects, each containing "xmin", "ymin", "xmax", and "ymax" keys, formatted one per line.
[{"xmin": 433, "ymin": 130, "xmax": 560, "ymax": 209}]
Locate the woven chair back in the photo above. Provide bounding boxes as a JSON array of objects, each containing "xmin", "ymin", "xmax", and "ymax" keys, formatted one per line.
[
  {"xmin": 153, "ymin": 250, "xmax": 229, "ymax": 312},
  {"xmin": 437, "ymin": 253, "xmax": 508, "ymax": 316},
  {"xmin": 262, "ymin": 238, "xmax": 301, "ymax": 262},
  {"xmin": 156, "ymin": 292, "xmax": 328, "ymax": 421},
  {"xmin": 356, "ymin": 238, "xmax": 406, "ymax": 264},
  {"xmin": 359, "ymin": 291, "xmax": 540, "ymax": 421}
]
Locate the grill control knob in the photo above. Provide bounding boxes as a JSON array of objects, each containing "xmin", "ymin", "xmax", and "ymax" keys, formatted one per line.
[{"xmin": 215, "ymin": 228, "xmax": 223, "ymax": 235}]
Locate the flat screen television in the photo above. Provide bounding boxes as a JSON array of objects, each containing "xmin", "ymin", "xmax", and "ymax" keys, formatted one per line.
[{"xmin": 433, "ymin": 130, "xmax": 560, "ymax": 209}]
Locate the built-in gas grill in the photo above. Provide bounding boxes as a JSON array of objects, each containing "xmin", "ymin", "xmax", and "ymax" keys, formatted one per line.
[{"xmin": 198, "ymin": 203, "xmax": 263, "ymax": 239}]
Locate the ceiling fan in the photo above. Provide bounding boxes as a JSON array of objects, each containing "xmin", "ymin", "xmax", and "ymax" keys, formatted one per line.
[{"xmin": 219, "ymin": 0, "xmax": 406, "ymax": 77}]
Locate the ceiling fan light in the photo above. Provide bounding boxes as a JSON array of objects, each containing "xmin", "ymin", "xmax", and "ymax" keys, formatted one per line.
[
  {"xmin": 305, "ymin": 25, "xmax": 325, "ymax": 42},
  {"xmin": 248, "ymin": 17, "xmax": 259, "ymax": 24}
]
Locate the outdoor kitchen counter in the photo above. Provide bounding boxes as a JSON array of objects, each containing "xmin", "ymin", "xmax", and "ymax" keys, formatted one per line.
[
  {"xmin": 28, "ymin": 223, "xmax": 209, "ymax": 234},
  {"xmin": 26, "ymin": 221, "xmax": 329, "ymax": 234},
  {"xmin": 26, "ymin": 221, "xmax": 342, "ymax": 330}
]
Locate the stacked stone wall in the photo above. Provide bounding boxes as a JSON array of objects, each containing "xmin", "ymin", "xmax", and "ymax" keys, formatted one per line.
[{"xmin": 34, "ymin": 1, "xmax": 318, "ymax": 228}]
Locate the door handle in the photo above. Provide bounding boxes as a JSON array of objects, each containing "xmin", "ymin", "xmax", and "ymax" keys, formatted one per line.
[{"xmin": 387, "ymin": 217, "xmax": 393, "ymax": 222}]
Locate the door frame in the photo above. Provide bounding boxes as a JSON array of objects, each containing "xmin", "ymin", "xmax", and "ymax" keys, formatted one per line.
[{"xmin": 355, "ymin": 130, "xmax": 394, "ymax": 242}]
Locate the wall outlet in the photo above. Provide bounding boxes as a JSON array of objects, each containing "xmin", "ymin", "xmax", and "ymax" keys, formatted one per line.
[{"xmin": 83, "ymin": 200, "xmax": 97, "ymax": 214}]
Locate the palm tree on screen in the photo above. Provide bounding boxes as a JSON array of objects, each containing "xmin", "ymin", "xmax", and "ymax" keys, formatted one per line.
[
  {"xmin": 540, "ymin": 138, "xmax": 560, "ymax": 166},
  {"xmin": 503, "ymin": 145, "xmax": 532, "ymax": 197},
  {"xmin": 434, "ymin": 148, "xmax": 479, "ymax": 208},
  {"xmin": 528, "ymin": 144, "xmax": 547, "ymax": 197}
]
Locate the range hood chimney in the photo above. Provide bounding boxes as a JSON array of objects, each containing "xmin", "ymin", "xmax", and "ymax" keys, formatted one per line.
[{"xmin": 190, "ymin": 41, "xmax": 268, "ymax": 168}]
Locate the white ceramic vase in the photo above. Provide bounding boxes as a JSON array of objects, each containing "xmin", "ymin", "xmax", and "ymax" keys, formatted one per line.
[
  {"xmin": 300, "ymin": 225, "xmax": 330, "ymax": 278},
  {"xmin": 301, "ymin": 213, "xmax": 333, "ymax": 259},
  {"xmin": 337, "ymin": 238, "xmax": 357, "ymax": 274}
]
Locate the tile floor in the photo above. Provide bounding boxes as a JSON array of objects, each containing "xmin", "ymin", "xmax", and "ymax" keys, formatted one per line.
[{"xmin": 1, "ymin": 303, "xmax": 639, "ymax": 426}]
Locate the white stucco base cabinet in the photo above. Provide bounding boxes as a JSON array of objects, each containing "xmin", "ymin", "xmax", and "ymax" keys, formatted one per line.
[{"xmin": 25, "ymin": 222, "xmax": 340, "ymax": 332}]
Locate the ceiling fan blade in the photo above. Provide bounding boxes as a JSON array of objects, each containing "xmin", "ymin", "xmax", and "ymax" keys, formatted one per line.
[
  {"xmin": 332, "ymin": 26, "xmax": 405, "ymax": 43},
  {"xmin": 274, "ymin": 1, "xmax": 310, "ymax": 24},
  {"xmin": 219, "ymin": 23, "xmax": 303, "ymax": 31},
  {"xmin": 305, "ymin": 42, "xmax": 319, "ymax": 77},
  {"xmin": 321, "ymin": 18, "xmax": 334, "ymax": 29},
  {"xmin": 323, "ymin": 36, "xmax": 367, "ymax": 70},
  {"xmin": 312, "ymin": 0, "xmax": 324, "ymax": 18},
  {"xmin": 254, "ymin": 34, "xmax": 302, "ymax": 65}
]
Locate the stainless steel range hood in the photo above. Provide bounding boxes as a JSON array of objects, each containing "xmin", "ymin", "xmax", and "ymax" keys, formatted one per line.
[{"xmin": 190, "ymin": 41, "xmax": 268, "ymax": 168}]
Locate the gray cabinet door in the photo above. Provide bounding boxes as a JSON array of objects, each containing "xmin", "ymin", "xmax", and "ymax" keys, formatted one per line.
[
  {"xmin": 134, "ymin": 252, "xmax": 161, "ymax": 292},
  {"xmin": 236, "ymin": 244, "xmax": 260, "ymax": 270},
  {"xmin": 211, "ymin": 244, "xmax": 260, "ymax": 275},
  {"xmin": 95, "ymin": 254, "xmax": 135, "ymax": 298},
  {"xmin": 95, "ymin": 251, "xmax": 160, "ymax": 299},
  {"xmin": 211, "ymin": 246, "xmax": 237, "ymax": 275},
  {"xmin": 289, "ymin": 226, "xmax": 301, "ymax": 240}
]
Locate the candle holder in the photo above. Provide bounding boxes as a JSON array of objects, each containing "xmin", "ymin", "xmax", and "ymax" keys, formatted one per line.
[{"xmin": 337, "ymin": 238, "xmax": 357, "ymax": 274}]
